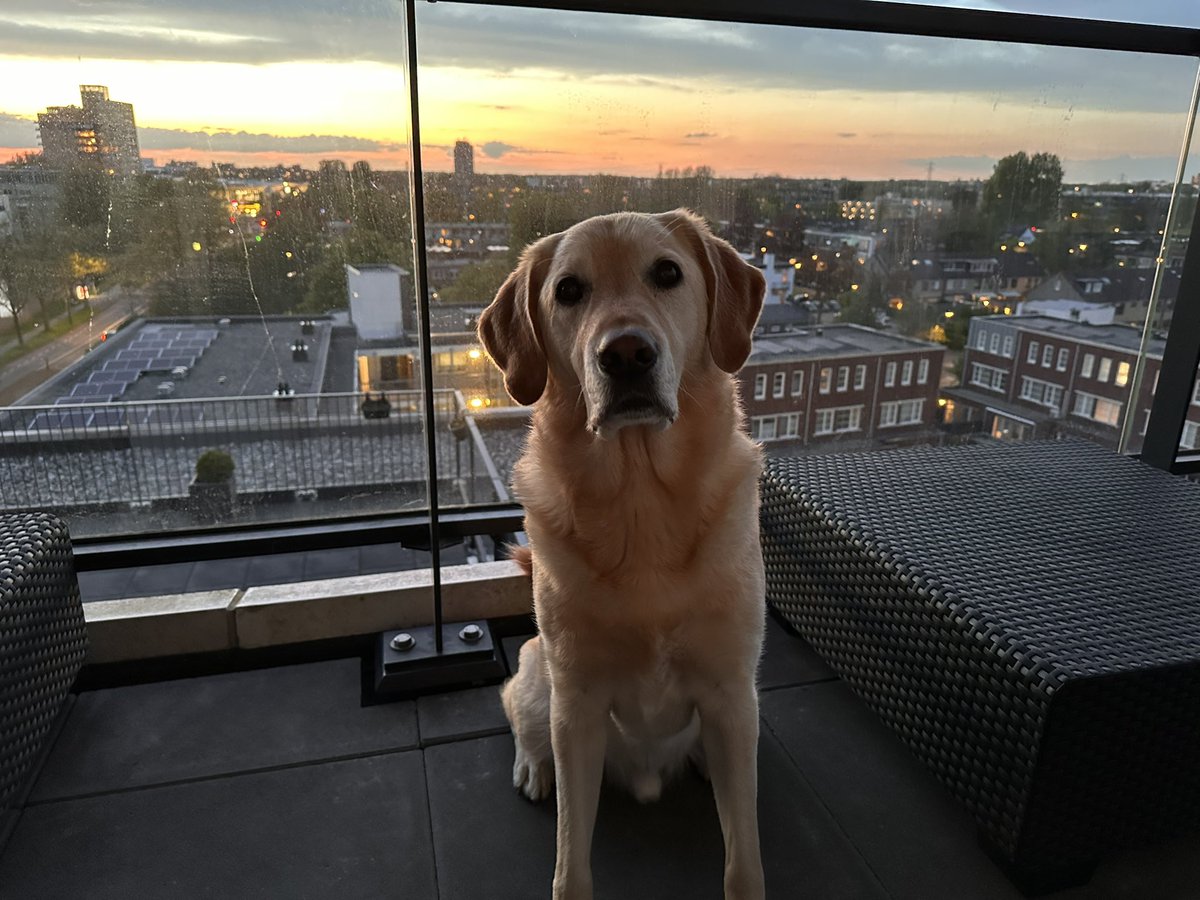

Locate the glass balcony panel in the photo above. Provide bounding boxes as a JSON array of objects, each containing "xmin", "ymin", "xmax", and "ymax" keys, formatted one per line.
[
  {"xmin": 0, "ymin": 2, "xmax": 438, "ymax": 545},
  {"xmin": 415, "ymin": 1, "xmax": 1198, "ymax": 526}
]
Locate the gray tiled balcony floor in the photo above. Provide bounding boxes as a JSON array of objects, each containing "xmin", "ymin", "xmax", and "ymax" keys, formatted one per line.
[{"xmin": 2, "ymin": 615, "xmax": 1198, "ymax": 899}]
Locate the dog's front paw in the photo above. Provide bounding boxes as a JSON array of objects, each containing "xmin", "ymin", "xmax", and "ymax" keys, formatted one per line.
[{"xmin": 513, "ymin": 748, "xmax": 554, "ymax": 801}]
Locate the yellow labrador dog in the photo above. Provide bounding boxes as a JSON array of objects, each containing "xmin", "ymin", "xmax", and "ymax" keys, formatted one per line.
[{"xmin": 479, "ymin": 209, "xmax": 767, "ymax": 900}]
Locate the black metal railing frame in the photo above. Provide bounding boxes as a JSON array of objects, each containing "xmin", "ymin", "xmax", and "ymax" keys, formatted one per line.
[{"xmin": 73, "ymin": 0, "xmax": 1200, "ymax": 577}]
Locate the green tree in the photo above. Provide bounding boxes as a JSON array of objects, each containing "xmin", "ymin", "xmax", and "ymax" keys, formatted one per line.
[
  {"xmin": 507, "ymin": 191, "xmax": 579, "ymax": 261},
  {"xmin": 437, "ymin": 258, "xmax": 511, "ymax": 305},
  {"xmin": 299, "ymin": 229, "xmax": 406, "ymax": 314},
  {"xmin": 56, "ymin": 163, "xmax": 110, "ymax": 253},
  {"xmin": 982, "ymin": 151, "xmax": 1063, "ymax": 228},
  {"xmin": 837, "ymin": 292, "xmax": 878, "ymax": 327},
  {"xmin": 836, "ymin": 271, "xmax": 887, "ymax": 327},
  {"xmin": 0, "ymin": 229, "xmax": 73, "ymax": 343},
  {"xmin": 943, "ymin": 306, "xmax": 1001, "ymax": 351}
]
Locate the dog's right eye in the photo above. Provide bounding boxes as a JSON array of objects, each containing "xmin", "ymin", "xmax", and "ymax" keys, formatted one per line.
[{"xmin": 555, "ymin": 276, "xmax": 585, "ymax": 307}]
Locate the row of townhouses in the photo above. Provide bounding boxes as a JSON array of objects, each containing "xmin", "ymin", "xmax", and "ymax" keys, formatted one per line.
[
  {"xmin": 736, "ymin": 322, "xmax": 945, "ymax": 451},
  {"xmin": 944, "ymin": 315, "xmax": 1200, "ymax": 454}
]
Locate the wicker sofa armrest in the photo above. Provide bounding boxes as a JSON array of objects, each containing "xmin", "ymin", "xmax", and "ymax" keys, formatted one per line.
[
  {"xmin": 759, "ymin": 441, "xmax": 1200, "ymax": 893},
  {"xmin": 0, "ymin": 513, "xmax": 88, "ymax": 815}
]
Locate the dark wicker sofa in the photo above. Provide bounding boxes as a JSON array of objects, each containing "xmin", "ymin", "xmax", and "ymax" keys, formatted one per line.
[
  {"xmin": 0, "ymin": 513, "xmax": 87, "ymax": 841},
  {"xmin": 759, "ymin": 440, "xmax": 1200, "ymax": 893}
]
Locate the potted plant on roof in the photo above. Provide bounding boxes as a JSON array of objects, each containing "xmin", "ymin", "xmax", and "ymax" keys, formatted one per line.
[
  {"xmin": 361, "ymin": 392, "xmax": 391, "ymax": 420},
  {"xmin": 188, "ymin": 448, "xmax": 236, "ymax": 520}
]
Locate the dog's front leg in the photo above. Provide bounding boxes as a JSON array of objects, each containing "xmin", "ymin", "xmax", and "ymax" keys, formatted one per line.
[
  {"xmin": 550, "ymin": 685, "xmax": 608, "ymax": 900},
  {"xmin": 699, "ymin": 680, "xmax": 764, "ymax": 900}
]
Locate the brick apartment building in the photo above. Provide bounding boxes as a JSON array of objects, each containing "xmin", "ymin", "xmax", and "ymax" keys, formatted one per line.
[
  {"xmin": 738, "ymin": 323, "xmax": 945, "ymax": 450},
  {"xmin": 943, "ymin": 315, "xmax": 1200, "ymax": 453}
]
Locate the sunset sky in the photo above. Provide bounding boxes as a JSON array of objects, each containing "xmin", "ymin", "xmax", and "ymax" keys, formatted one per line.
[{"xmin": 0, "ymin": 0, "xmax": 1197, "ymax": 182}]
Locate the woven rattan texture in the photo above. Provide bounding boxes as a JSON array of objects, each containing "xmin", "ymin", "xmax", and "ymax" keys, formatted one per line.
[
  {"xmin": 0, "ymin": 513, "xmax": 86, "ymax": 812},
  {"xmin": 759, "ymin": 440, "xmax": 1200, "ymax": 872}
]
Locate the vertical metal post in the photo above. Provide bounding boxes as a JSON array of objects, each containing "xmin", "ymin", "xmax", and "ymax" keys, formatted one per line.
[
  {"xmin": 403, "ymin": 0, "xmax": 444, "ymax": 652},
  {"xmin": 1137, "ymin": 60, "xmax": 1200, "ymax": 469}
]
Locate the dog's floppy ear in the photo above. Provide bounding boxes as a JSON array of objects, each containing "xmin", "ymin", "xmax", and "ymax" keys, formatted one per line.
[
  {"xmin": 478, "ymin": 235, "xmax": 559, "ymax": 405},
  {"xmin": 658, "ymin": 209, "xmax": 765, "ymax": 373}
]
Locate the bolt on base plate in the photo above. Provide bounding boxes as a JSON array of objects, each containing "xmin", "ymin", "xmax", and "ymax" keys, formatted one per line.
[{"xmin": 373, "ymin": 620, "xmax": 505, "ymax": 699}]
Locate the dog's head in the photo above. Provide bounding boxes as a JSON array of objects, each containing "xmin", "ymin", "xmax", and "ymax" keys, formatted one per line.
[{"xmin": 478, "ymin": 209, "xmax": 765, "ymax": 438}]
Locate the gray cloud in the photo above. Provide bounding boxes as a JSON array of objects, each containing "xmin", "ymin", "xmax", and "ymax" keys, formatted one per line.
[
  {"xmin": 876, "ymin": 0, "xmax": 1196, "ymax": 28},
  {"xmin": 1062, "ymin": 154, "xmax": 1187, "ymax": 183},
  {"xmin": 0, "ymin": 113, "xmax": 404, "ymax": 158},
  {"xmin": 684, "ymin": 131, "xmax": 716, "ymax": 139},
  {"xmin": 0, "ymin": 112, "xmax": 37, "ymax": 148},
  {"xmin": 0, "ymin": 0, "xmax": 403, "ymax": 65},
  {"xmin": 837, "ymin": 132, "xmax": 857, "ymax": 139},
  {"xmin": 480, "ymin": 141, "xmax": 517, "ymax": 159},
  {"xmin": 0, "ymin": 0, "xmax": 1193, "ymax": 117},
  {"xmin": 139, "ymin": 126, "xmax": 402, "ymax": 154}
]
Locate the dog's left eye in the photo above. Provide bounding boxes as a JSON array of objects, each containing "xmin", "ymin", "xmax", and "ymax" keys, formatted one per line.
[{"xmin": 651, "ymin": 259, "xmax": 682, "ymax": 290}]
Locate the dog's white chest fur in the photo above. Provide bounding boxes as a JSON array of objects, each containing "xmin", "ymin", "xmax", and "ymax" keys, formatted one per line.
[{"xmin": 603, "ymin": 644, "xmax": 702, "ymax": 803}]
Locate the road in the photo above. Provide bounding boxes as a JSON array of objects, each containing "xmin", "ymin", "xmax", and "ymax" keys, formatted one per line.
[{"xmin": 0, "ymin": 287, "xmax": 147, "ymax": 406}]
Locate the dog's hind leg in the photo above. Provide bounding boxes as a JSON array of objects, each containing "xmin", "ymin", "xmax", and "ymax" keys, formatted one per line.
[{"xmin": 500, "ymin": 636, "xmax": 556, "ymax": 802}]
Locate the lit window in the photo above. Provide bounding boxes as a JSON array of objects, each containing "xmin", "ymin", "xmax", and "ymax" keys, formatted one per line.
[
  {"xmin": 1072, "ymin": 392, "xmax": 1122, "ymax": 427},
  {"xmin": 1115, "ymin": 361, "xmax": 1130, "ymax": 387},
  {"xmin": 820, "ymin": 367, "xmax": 833, "ymax": 394}
]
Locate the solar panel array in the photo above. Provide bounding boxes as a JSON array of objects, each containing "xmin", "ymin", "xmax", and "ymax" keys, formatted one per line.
[
  {"xmin": 35, "ymin": 325, "xmax": 220, "ymax": 429},
  {"xmin": 28, "ymin": 403, "xmax": 224, "ymax": 430}
]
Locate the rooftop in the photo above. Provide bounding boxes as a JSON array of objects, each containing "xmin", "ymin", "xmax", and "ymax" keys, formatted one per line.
[
  {"xmin": 2, "ymin": 611, "xmax": 1196, "ymax": 899},
  {"xmin": 748, "ymin": 323, "xmax": 940, "ymax": 364},
  {"xmin": 19, "ymin": 316, "xmax": 334, "ymax": 407},
  {"xmin": 982, "ymin": 315, "xmax": 1166, "ymax": 356}
]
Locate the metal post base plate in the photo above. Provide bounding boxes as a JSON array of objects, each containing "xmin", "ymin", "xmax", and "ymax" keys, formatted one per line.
[{"xmin": 373, "ymin": 620, "xmax": 505, "ymax": 699}]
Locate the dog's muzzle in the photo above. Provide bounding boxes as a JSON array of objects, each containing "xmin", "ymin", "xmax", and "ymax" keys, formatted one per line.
[{"xmin": 588, "ymin": 328, "xmax": 677, "ymax": 436}]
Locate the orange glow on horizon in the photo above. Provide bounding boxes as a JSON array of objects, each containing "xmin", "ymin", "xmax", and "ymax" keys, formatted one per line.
[{"xmin": 0, "ymin": 54, "xmax": 1190, "ymax": 181}]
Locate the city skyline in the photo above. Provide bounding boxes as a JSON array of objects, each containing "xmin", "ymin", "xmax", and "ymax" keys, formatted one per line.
[{"xmin": 0, "ymin": 2, "xmax": 1198, "ymax": 181}]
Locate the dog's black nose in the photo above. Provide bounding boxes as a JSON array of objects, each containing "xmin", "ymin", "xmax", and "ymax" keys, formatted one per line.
[{"xmin": 598, "ymin": 332, "xmax": 658, "ymax": 379}]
